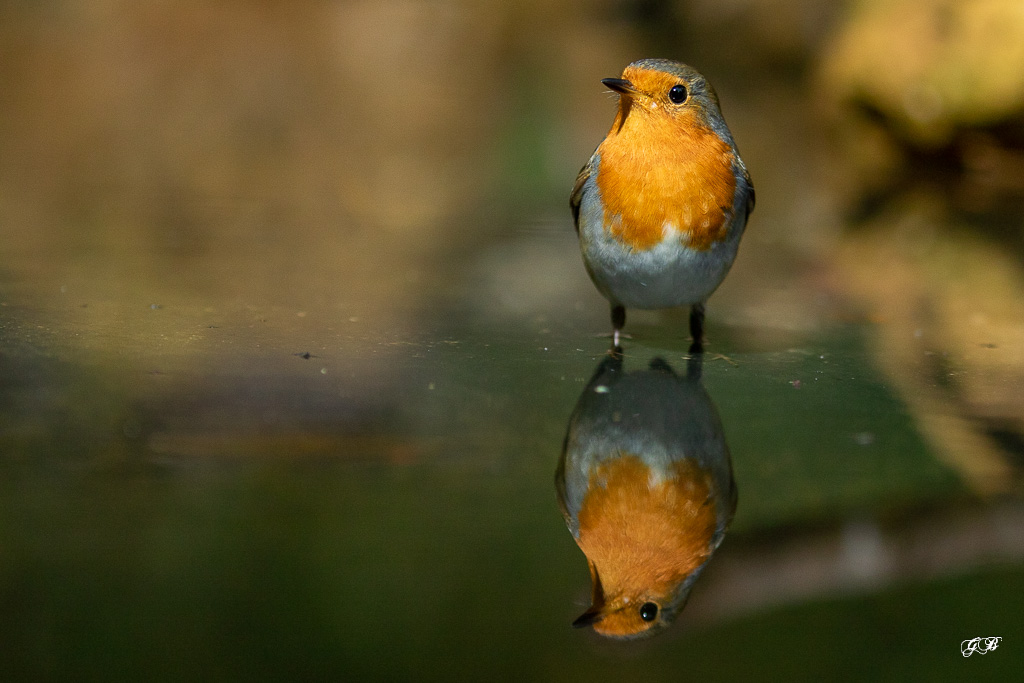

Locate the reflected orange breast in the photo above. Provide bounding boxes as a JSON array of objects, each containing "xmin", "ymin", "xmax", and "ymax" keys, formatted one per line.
[
  {"xmin": 576, "ymin": 454, "xmax": 716, "ymax": 594},
  {"xmin": 596, "ymin": 107, "xmax": 736, "ymax": 251}
]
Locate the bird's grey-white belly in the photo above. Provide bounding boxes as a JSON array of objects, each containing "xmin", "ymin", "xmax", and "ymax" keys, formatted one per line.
[{"xmin": 579, "ymin": 215, "xmax": 741, "ymax": 309}]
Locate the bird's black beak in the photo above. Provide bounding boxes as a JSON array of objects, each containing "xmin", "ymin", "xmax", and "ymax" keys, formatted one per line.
[{"xmin": 601, "ymin": 78, "xmax": 640, "ymax": 96}]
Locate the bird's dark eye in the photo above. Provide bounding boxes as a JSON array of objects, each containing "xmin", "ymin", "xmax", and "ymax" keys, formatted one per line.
[
  {"xmin": 639, "ymin": 602, "xmax": 659, "ymax": 622},
  {"xmin": 668, "ymin": 85, "xmax": 688, "ymax": 104}
]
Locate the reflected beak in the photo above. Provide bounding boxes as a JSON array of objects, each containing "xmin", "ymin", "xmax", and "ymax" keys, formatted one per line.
[
  {"xmin": 572, "ymin": 606, "xmax": 605, "ymax": 628},
  {"xmin": 601, "ymin": 78, "xmax": 639, "ymax": 96},
  {"xmin": 573, "ymin": 560, "xmax": 607, "ymax": 628}
]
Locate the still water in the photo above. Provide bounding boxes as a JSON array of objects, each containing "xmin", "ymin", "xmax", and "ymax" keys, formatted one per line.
[{"xmin": 2, "ymin": 2, "xmax": 1023, "ymax": 681}]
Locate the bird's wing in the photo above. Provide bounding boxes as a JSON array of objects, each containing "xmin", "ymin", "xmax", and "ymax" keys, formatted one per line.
[
  {"xmin": 569, "ymin": 157, "xmax": 594, "ymax": 233},
  {"xmin": 740, "ymin": 161, "xmax": 755, "ymax": 217}
]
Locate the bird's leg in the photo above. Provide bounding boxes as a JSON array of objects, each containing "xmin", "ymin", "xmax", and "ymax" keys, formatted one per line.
[
  {"xmin": 687, "ymin": 304, "xmax": 735, "ymax": 363},
  {"xmin": 610, "ymin": 305, "xmax": 626, "ymax": 348},
  {"xmin": 688, "ymin": 303, "xmax": 705, "ymax": 355}
]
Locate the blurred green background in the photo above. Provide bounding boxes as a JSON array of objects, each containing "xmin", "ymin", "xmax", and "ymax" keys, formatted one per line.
[{"xmin": 1, "ymin": 1, "xmax": 1023, "ymax": 680}]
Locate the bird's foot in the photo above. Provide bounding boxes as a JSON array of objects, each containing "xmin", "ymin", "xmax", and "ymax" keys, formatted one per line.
[
  {"xmin": 694, "ymin": 352, "xmax": 738, "ymax": 366},
  {"xmin": 684, "ymin": 338, "xmax": 738, "ymax": 365}
]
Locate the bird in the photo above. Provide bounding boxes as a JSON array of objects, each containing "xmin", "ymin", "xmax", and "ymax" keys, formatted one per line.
[
  {"xmin": 556, "ymin": 348, "xmax": 736, "ymax": 638},
  {"xmin": 571, "ymin": 59, "xmax": 754, "ymax": 352}
]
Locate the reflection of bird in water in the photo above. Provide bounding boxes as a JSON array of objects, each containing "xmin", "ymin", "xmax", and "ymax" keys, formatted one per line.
[{"xmin": 556, "ymin": 349, "xmax": 736, "ymax": 638}]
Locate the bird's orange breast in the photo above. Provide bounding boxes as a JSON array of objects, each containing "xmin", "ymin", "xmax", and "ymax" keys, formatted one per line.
[
  {"xmin": 595, "ymin": 105, "xmax": 737, "ymax": 251},
  {"xmin": 575, "ymin": 454, "xmax": 716, "ymax": 596}
]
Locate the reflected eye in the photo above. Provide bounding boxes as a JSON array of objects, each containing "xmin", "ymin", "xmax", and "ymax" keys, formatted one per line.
[
  {"xmin": 639, "ymin": 602, "xmax": 659, "ymax": 622},
  {"xmin": 668, "ymin": 85, "xmax": 688, "ymax": 104}
]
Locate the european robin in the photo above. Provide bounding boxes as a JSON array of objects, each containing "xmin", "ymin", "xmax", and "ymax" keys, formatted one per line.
[
  {"xmin": 571, "ymin": 59, "xmax": 755, "ymax": 351},
  {"xmin": 556, "ymin": 350, "xmax": 736, "ymax": 638}
]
